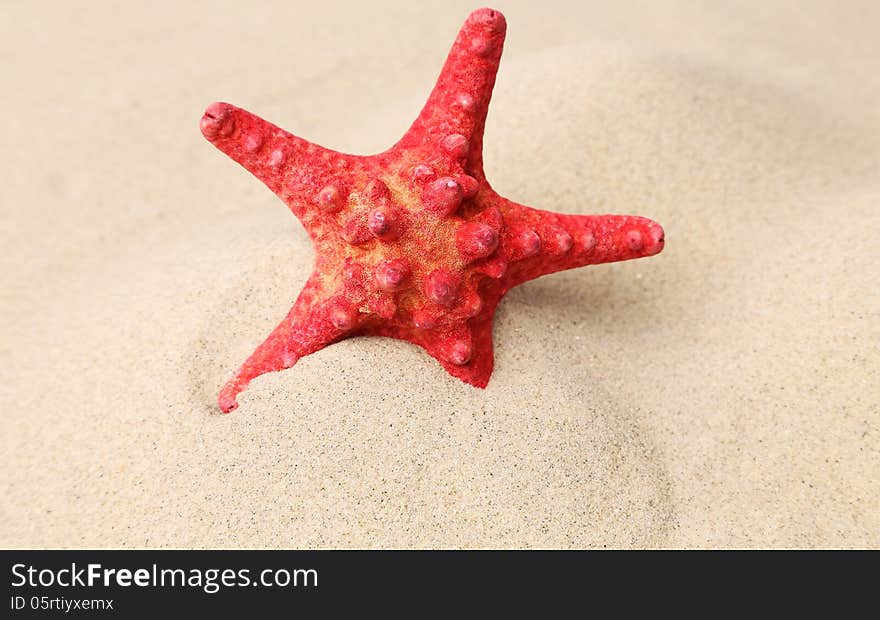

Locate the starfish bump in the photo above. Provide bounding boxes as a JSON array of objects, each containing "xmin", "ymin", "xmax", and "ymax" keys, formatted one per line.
[{"xmin": 200, "ymin": 7, "xmax": 665, "ymax": 412}]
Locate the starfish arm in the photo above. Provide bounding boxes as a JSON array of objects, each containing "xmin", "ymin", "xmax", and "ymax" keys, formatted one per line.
[
  {"xmin": 200, "ymin": 101, "xmax": 351, "ymax": 216},
  {"xmin": 421, "ymin": 294, "xmax": 500, "ymax": 388},
  {"xmin": 396, "ymin": 8, "xmax": 507, "ymax": 176},
  {"xmin": 218, "ymin": 274, "xmax": 358, "ymax": 412},
  {"xmin": 498, "ymin": 202, "xmax": 665, "ymax": 288},
  {"xmin": 367, "ymin": 289, "xmax": 500, "ymax": 389}
]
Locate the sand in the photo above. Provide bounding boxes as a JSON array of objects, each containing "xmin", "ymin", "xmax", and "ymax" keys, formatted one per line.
[{"xmin": 2, "ymin": 0, "xmax": 878, "ymax": 548}]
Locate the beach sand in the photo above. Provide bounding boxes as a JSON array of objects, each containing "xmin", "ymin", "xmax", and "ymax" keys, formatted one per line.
[{"xmin": 1, "ymin": 0, "xmax": 878, "ymax": 548}]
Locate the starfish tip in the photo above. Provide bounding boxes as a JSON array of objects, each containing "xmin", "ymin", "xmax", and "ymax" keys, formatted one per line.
[
  {"xmin": 629, "ymin": 218, "xmax": 666, "ymax": 257},
  {"xmin": 200, "ymin": 101, "xmax": 235, "ymax": 140},
  {"xmin": 467, "ymin": 7, "xmax": 507, "ymax": 35},
  {"xmin": 218, "ymin": 385, "xmax": 240, "ymax": 414},
  {"xmin": 454, "ymin": 368, "xmax": 490, "ymax": 389},
  {"xmin": 645, "ymin": 221, "xmax": 665, "ymax": 256}
]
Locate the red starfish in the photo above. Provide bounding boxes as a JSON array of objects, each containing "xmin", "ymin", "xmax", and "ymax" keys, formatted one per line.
[{"xmin": 200, "ymin": 7, "xmax": 664, "ymax": 413}]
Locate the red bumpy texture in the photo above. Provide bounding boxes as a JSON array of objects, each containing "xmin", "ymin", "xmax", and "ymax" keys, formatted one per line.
[{"xmin": 200, "ymin": 8, "xmax": 665, "ymax": 412}]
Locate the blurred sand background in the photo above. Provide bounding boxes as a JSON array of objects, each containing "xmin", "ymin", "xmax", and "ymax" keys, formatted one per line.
[{"xmin": 1, "ymin": 0, "xmax": 878, "ymax": 548}]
